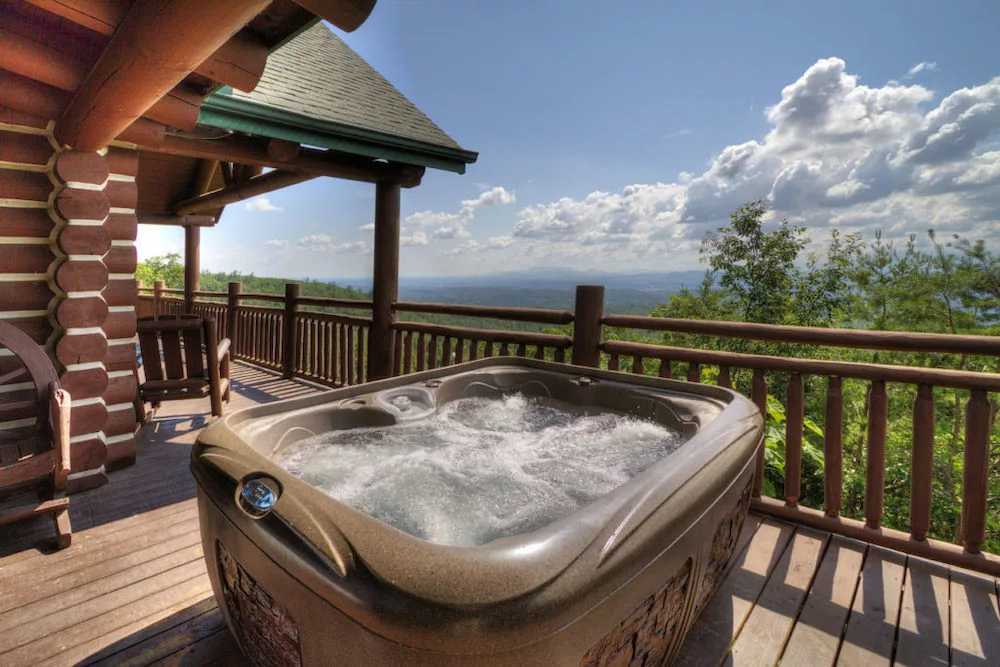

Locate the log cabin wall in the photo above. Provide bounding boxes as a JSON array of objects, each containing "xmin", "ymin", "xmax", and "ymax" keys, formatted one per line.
[{"xmin": 1, "ymin": 108, "xmax": 140, "ymax": 494}]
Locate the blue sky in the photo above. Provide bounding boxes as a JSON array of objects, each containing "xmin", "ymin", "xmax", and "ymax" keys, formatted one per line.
[{"xmin": 138, "ymin": 1, "xmax": 1000, "ymax": 279}]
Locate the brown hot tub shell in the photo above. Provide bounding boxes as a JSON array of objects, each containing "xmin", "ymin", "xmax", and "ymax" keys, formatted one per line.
[{"xmin": 191, "ymin": 358, "xmax": 763, "ymax": 665}]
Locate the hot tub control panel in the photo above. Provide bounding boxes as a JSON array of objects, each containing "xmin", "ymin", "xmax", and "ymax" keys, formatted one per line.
[{"xmin": 239, "ymin": 477, "xmax": 279, "ymax": 519}]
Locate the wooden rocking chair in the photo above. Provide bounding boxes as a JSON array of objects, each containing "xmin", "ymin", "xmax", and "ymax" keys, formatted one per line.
[
  {"xmin": 0, "ymin": 321, "xmax": 72, "ymax": 549},
  {"xmin": 137, "ymin": 316, "xmax": 231, "ymax": 417}
]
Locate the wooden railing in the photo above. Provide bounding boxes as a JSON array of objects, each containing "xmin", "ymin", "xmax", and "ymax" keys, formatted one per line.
[
  {"xmin": 136, "ymin": 281, "xmax": 999, "ymax": 574},
  {"xmin": 590, "ymin": 309, "xmax": 1000, "ymax": 575}
]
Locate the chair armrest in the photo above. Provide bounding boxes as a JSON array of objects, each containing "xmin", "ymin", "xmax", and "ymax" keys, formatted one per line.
[
  {"xmin": 216, "ymin": 338, "xmax": 231, "ymax": 364},
  {"xmin": 49, "ymin": 387, "xmax": 72, "ymax": 480}
]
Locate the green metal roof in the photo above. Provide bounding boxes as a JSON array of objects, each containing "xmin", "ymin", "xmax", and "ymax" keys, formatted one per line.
[{"xmin": 199, "ymin": 22, "xmax": 477, "ymax": 174}]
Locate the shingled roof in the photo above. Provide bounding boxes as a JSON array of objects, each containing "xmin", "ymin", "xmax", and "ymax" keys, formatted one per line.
[{"xmin": 199, "ymin": 21, "xmax": 477, "ymax": 174}]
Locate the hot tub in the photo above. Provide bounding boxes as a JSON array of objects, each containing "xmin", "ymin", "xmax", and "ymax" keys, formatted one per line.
[{"xmin": 191, "ymin": 358, "xmax": 762, "ymax": 666}]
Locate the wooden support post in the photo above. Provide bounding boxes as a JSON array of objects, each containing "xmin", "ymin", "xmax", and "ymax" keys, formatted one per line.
[
  {"xmin": 865, "ymin": 379, "xmax": 888, "ymax": 529},
  {"xmin": 784, "ymin": 373, "xmax": 804, "ymax": 506},
  {"xmin": 369, "ymin": 180, "xmax": 400, "ymax": 381},
  {"xmin": 153, "ymin": 280, "xmax": 164, "ymax": 319},
  {"xmin": 910, "ymin": 384, "xmax": 934, "ymax": 540},
  {"xmin": 824, "ymin": 376, "xmax": 843, "ymax": 517},
  {"xmin": 571, "ymin": 285, "xmax": 605, "ymax": 368},
  {"xmin": 282, "ymin": 283, "xmax": 301, "ymax": 379},
  {"xmin": 183, "ymin": 225, "xmax": 200, "ymax": 313},
  {"xmin": 227, "ymin": 281, "xmax": 242, "ymax": 352}
]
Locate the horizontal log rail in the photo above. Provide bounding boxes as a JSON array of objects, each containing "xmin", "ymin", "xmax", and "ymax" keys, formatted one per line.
[
  {"xmin": 600, "ymin": 340, "xmax": 1000, "ymax": 391},
  {"xmin": 395, "ymin": 301, "xmax": 574, "ymax": 325},
  {"xmin": 603, "ymin": 313, "xmax": 1000, "ymax": 357}
]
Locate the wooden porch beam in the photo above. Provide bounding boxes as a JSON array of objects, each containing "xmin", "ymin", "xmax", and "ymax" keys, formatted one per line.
[
  {"xmin": 147, "ymin": 134, "xmax": 426, "ymax": 188},
  {"xmin": 55, "ymin": 0, "xmax": 271, "ymax": 151},
  {"xmin": 138, "ymin": 213, "xmax": 217, "ymax": 227},
  {"xmin": 292, "ymin": 0, "xmax": 377, "ymax": 32},
  {"xmin": 22, "ymin": 0, "xmax": 268, "ymax": 92},
  {"xmin": 0, "ymin": 28, "xmax": 201, "ymax": 130},
  {"xmin": 184, "ymin": 225, "xmax": 200, "ymax": 313},
  {"xmin": 172, "ymin": 170, "xmax": 316, "ymax": 215}
]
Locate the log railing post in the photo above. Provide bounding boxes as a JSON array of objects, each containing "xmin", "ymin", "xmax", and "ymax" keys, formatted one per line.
[
  {"xmin": 184, "ymin": 225, "xmax": 200, "ymax": 313},
  {"xmin": 369, "ymin": 179, "xmax": 400, "ymax": 380},
  {"xmin": 227, "ymin": 281, "xmax": 241, "ymax": 352},
  {"xmin": 961, "ymin": 388, "xmax": 991, "ymax": 554},
  {"xmin": 282, "ymin": 283, "xmax": 301, "ymax": 379},
  {"xmin": 153, "ymin": 279, "xmax": 164, "ymax": 319},
  {"xmin": 572, "ymin": 285, "xmax": 604, "ymax": 368}
]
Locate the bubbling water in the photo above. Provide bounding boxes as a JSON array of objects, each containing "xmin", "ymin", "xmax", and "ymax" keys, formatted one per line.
[{"xmin": 272, "ymin": 394, "xmax": 685, "ymax": 546}]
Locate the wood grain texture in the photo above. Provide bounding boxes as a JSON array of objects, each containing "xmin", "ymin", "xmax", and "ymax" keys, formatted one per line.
[
  {"xmin": 104, "ymin": 373, "xmax": 139, "ymax": 406},
  {"xmin": 54, "ymin": 151, "xmax": 108, "ymax": 185},
  {"xmin": 56, "ymin": 296, "xmax": 109, "ymax": 329},
  {"xmin": 103, "ymin": 309, "xmax": 138, "ymax": 340},
  {"xmin": 0, "ymin": 244, "xmax": 53, "ymax": 274},
  {"xmin": 106, "ymin": 179, "xmax": 138, "ymax": 209},
  {"xmin": 106, "ymin": 147, "xmax": 140, "ymax": 177},
  {"xmin": 104, "ymin": 279, "xmax": 138, "ymax": 308},
  {"xmin": 0, "ymin": 169, "xmax": 51, "ymax": 202},
  {"xmin": 59, "ymin": 366, "xmax": 109, "ymax": 400},
  {"xmin": 0, "ymin": 280, "xmax": 52, "ymax": 311},
  {"xmin": 69, "ymin": 401, "xmax": 108, "ymax": 438},
  {"xmin": 893, "ymin": 557, "xmax": 949, "ymax": 667},
  {"xmin": 0, "ymin": 132, "xmax": 52, "ymax": 165},
  {"xmin": 58, "ymin": 224, "xmax": 112, "ymax": 255},
  {"xmin": 57, "ymin": 333, "xmax": 108, "ymax": 366},
  {"xmin": 838, "ymin": 546, "xmax": 906, "ymax": 665},
  {"xmin": 56, "ymin": 260, "xmax": 109, "ymax": 292},
  {"xmin": 54, "ymin": 188, "xmax": 110, "ymax": 221},
  {"xmin": 104, "ymin": 245, "xmax": 137, "ymax": 274},
  {"xmin": 67, "ymin": 435, "xmax": 106, "ymax": 471},
  {"xmin": 0, "ymin": 208, "xmax": 53, "ymax": 238},
  {"xmin": 104, "ymin": 212, "xmax": 138, "ymax": 240}
]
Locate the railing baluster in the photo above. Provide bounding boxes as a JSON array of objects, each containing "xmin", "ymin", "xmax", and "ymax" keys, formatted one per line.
[
  {"xmin": 516, "ymin": 343, "xmax": 527, "ymax": 357},
  {"xmin": 910, "ymin": 384, "xmax": 934, "ymax": 539},
  {"xmin": 455, "ymin": 337, "xmax": 465, "ymax": 364},
  {"xmin": 533, "ymin": 345, "xmax": 545, "ymax": 360},
  {"xmin": 416, "ymin": 333, "xmax": 426, "ymax": 371},
  {"xmin": 631, "ymin": 355, "xmax": 644, "ymax": 374},
  {"xmin": 442, "ymin": 336, "xmax": 452, "ymax": 367},
  {"xmin": 865, "ymin": 379, "xmax": 888, "ymax": 529},
  {"xmin": 341, "ymin": 323, "xmax": 349, "ymax": 383},
  {"xmin": 608, "ymin": 353, "xmax": 620, "ymax": 371},
  {"xmin": 403, "ymin": 330, "xmax": 413, "ymax": 374},
  {"xmin": 961, "ymin": 388, "xmax": 991, "ymax": 554},
  {"xmin": 554, "ymin": 347, "xmax": 566, "ymax": 363},
  {"xmin": 428, "ymin": 334, "xmax": 438, "ymax": 369},
  {"xmin": 785, "ymin": 373, "xmax": 804, "ymax": 506},
  {"xmin": 500, "ymin": 342, "xmax": 510, "ymax": 357},
  {"xmin": 357, "ymin": 327, "xmax": 366, "ymax": 383},
  {"xmin": 468, "ymin": 340, "xmax": 479, "ymax": 361},
  {"xmin": 346, "ymin": 325, "xmax": 356, "ymax": 385},
  {"xmin": 658, "ymin": 359, "xmax": 671, "ymax": 378},
  {"xmin": 483, "ymin": 341, "xmax": 494, "ymax": 358},
  {"xmin": 751, "ymin": 369, "xmax": 767, "ymax": 498},
  {"xmin": 824, "ymin": 376, "xmax": 843, "ymax": 517},
  {"xmin": 718, "ymin": 366, "xmax": 732, "ymax": 388},
  {"xmin": 393, "ymin": 329, "xmax": 403, "ymax": 375},
  {"xmin": 687, "ymin": 362, "xmax": 700, "ymax": 383}
]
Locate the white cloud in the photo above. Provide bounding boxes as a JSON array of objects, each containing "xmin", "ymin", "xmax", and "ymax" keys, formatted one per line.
[
  {"xmin": 664, "ymin": 128, "xmax": 693, "ymax": 139},
  {"xmin": 244, "ymin": 196, "xmax": 283, "ymax": 212},
  {"xmin": 359, "ymin": 223, "xmax": 375, "ymax": 232},
  {"xmin": 294, "ymin": 234, "xmax": 370, "ymax": 254},
  {"xmin": 444, "ymin": 240, "xmax": 481, "ymax": 255},
  {"xmin": 905, "ymin": 61, "xmax": 938, "ymax": 79},
  {"xmin": 264, "ymin": 239, "xmax": 289, "ymax": 251},
  {"xmin": 479, "ymin": 58, "xmax": 1000, "ymax": 270},
  {"xmin": 402, "ymin": 186, "xmax": 516, "ymax": 242},
  {"xmin": 487, "ymin": 236, "xmax": 514, "ymax": 249},
  {"xmin": 401, "ymin": 232, "xmax": 429, "ymax": 246}
]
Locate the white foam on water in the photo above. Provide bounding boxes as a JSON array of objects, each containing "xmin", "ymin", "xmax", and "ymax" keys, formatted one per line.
[{"xmin": 272, "ymin": 394, "xmax": 685, "ymax": 546}]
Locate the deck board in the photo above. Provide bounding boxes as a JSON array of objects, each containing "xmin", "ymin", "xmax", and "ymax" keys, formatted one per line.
[
  {"xmin": 726, "ymin": 527, "xmax": 828, "ymax": 666},
  {"xmin": 1, "ymin": 362, "xmax": 998, "ymax": 666},
  {"xmin": 781, "ymin": 535, "xmax": 866, "ymax": 667}
]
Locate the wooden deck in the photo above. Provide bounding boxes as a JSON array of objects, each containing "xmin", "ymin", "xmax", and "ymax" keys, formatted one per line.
[{"xmin": 0, "ymin": 363, "xmax": 997, "ymax": 666}]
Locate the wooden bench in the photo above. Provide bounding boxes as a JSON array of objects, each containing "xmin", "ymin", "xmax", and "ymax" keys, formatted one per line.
[
  {"xmin": 138, "ymin": 316, "xmax": 231, "ymax": 417},
  {"xmin": 0, "ymin": 321, "xmax": 72, "ymax": 549}
]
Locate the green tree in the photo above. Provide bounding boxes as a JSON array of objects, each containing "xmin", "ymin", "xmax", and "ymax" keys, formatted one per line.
[{"xmin": 135, "ymin": 253, "xmax": 184, "ymax": 288}]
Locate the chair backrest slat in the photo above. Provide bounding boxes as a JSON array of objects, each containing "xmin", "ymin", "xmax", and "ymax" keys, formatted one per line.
[
  {"xmin": 182, "ymin": 327, "xmax": 205, "ymax": 380},
  {"xmin": 160, "ymin": 329, "xmax": 185, "ymax": 379},
  {"xmin": 137, "ymin": 330, "xmax": 163, "ymax": 381}
]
